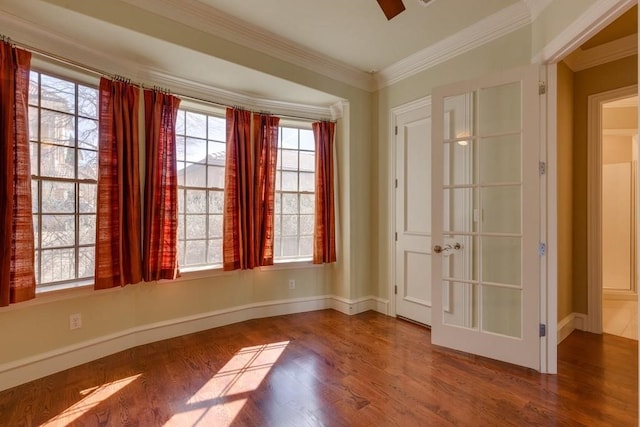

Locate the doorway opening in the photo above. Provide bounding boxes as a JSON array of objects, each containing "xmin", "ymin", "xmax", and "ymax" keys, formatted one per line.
[{"xmin": 601, "ymin": 95, "xmax": 638, "ymax": 340}]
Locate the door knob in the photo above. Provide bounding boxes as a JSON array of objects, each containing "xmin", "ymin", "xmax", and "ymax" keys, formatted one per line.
[{"xmin": 433, "ymin": 245, "xmax": 443, "ymax": 254}]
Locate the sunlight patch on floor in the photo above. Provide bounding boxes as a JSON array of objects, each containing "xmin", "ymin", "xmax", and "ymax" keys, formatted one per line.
[
  {"xmin": 43, "ymin": 374, "xmax": 142, "ymax": 426},
  {"xmin": 166, "ymin": 341, "xmax": 290, "ymax": 426}
]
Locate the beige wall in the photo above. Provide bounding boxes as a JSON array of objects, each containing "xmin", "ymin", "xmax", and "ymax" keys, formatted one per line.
[
  {"xmin": 572, "ymin": 55, "xmax": 638, "ymax": 313},
  {"xmin": 557, "ymin": 61, "xmax": 574, "ymax": 321},
  {"xmin": 604, "ymin": 106, "xmax": 638, "ymax": 130},
  {"xmin": 603, "ymin": 135, "xmax": 634, "ymax": 164}
]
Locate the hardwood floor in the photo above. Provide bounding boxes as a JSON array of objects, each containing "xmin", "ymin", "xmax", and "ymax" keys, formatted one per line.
[{"xmin": 0, "ymin": 310, "xmax": 637, "ymax": 426}]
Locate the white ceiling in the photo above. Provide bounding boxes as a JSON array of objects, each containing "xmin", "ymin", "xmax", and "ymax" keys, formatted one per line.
[{"xmin": 0, "ymin": 0, "xmax": 551, "ymax": 108}]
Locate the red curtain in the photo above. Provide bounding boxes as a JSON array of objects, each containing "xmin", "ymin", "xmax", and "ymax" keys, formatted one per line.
[
  {"xmin": 253, "ymin": 114, "xmax": 280, "ymax": 266},
  {"xmin": 0, "ymin": 42, "xmax": 35, "ymax": 306},
  {"xmin": 312, "ymin": 121, "xmax": 337, "ymax": 264},
  {"xmin": 95, "ymin": 78, "xmax": 142, "ymax": 289},
  {"xmin": 223, "ymin": 108, "xmax": 254, "ymax": 270},
  {"xmin": 143, "ymin": 89, "xmax": 180, "ymax": 281}
]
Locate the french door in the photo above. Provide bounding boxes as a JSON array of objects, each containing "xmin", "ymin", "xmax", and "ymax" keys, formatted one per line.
[{"xmin": 431, "ymin": 65, "xmax": 541, "ymax": 370}]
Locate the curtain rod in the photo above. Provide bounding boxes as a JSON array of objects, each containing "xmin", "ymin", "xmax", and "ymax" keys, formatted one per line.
[{"xmin": 4, "ymin": 36, "xmax": 335, "ymax": 124}]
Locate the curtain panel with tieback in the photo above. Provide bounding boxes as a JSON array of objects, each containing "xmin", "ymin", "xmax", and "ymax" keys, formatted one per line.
[
  {"xmin": 253, "ymin": 113, "xmax": 280, "ymax": 267},
  {"xmin": 95, "ymin": 78, "xmax": 143, "ymax": 289},
  {"xmin": 0, "ymin": 41, "xmax": 35, "ymax": 306},
  {"xmin": 223, "ymin": 108, "xmax": 254, "ymax": 271},
  {"xmin": 143, "ymin": 89, "xmax": 181, "ymax": 281},
  {"xmin": 312, "ymin": 121, "xmax": 337, "ymax": 264}
]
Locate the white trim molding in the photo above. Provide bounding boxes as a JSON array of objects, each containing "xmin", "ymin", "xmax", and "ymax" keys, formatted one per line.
[
  {"xmin": 375, "ymin": 2, "xmax": 531, "ymax": 89},
  {"xmin": 0, "ymin": 295, "xmax": 388, "ymax": 392},
  {"xmin": 535, "ymin": 0, "xmax": 636, "ymax": 64},
  {"xmin": 563, "ymin": 34, "xmax": 637, "ymax": 72},
  {"xmin": 557, "ymin": 313, "xmax": 588, "ymax": 344},
  {"xmin": 587, "ymin": 85, "xmax": 638, "ymax": 334}
]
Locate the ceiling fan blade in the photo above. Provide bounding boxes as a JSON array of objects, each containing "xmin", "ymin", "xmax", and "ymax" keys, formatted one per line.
[{"xmin": 377, "ymin": 0, "xmax": 406, "ymax": 20}]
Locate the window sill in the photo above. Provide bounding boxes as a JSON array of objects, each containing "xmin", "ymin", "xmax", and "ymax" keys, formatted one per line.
[{"xmin": 259, "ymin": 259, "xmax": 321, "ymax": 271}]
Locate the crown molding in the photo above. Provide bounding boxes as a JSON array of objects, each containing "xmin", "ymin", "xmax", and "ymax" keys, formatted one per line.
[
  {"xmin": 563, "ymin": 34, "xmax": 637, "ymax": 72},
  {"xmin": 146, "ymin": 69, "xmax": 335, "ymax": 121},
  {"xmin": 375, "ymin": 2, "xmax": 531, "ymax": 89},
  {"xmin": 534, "ymin": 0, "xmax": 636, "ymax": 64},
  {"xmin": 119, "ymin": 0, "xmax": 374, "ymax": 92}
]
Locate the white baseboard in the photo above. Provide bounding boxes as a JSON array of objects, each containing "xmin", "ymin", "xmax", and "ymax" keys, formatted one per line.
[
  {"xmin": 557, "ymin": 312, "xmax": 588, "ymax": 344},
  {"xmin": 0, "ymin": 294, "xmax": 387, "ymax": 392}
]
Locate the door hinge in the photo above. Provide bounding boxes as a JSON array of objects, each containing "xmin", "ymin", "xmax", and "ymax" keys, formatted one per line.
[
  {"xmin": 395, "ymin": 126, "xmax": 398, "ymax": 135},
  {"xmin": 539, "ymin": 324, "xmax": 546, "ymax": 337},
  {"xmin": 538, "ymin": 81, "xmax": 547, "ymax": 95},
  {"xmin": 539, "ymin": 161, "xmax": 546, "ymax": 176},
  {"xmin": 395, "ymin": 179, "xmax": 398, "ymax": 188},
  {"xmin": 395, "ymin": 285, "xmax": 398, "ymax": 295},
  {"xmin": 395, "ymin": 232, "xmax": 398, "ymax": 241},
  {"xmin": 539, "ymin": 243, "xmax": 546, "ymax": 256}
]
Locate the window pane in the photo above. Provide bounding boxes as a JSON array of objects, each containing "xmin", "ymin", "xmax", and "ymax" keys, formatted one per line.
[
  {"xmin": 79, "ymin": 183, "xmax": 97, "ymax": 213},
  {"xmin": 29, "ymin": 106, "xmax": 39, "ymax": 141},
  {"xmin": 281, "ymin": 128, "xmax": 298, "ymax": 149},
  {"xmin": 300, "ymin": 129, "xmax": 315, "ymax": 151},
  {"xmin": 42, "ymin": 181, "xmax": 75, "ymax": 213},
  {"xmin": 40, "ymin": 110, "xmax": 75, "ymax": 146},
  {"xmin": 78, "ymin": 149, "xmax": 98, "ymax": 180},
  {"xmin": 79, "ymin": 215, "xmax": 96, "ymax": 245},
  {"xmin": 78, "ymin": 118, "xmax": 98, "ymax": 149},
  {"xmin": 300, "ymin": 215, "xmax": 314, "ymax": 235},
  {"xmin": 300, "ymin": 172, "xmax": 315, "ymax": 192},
  {"xmin": 186, "ymin": 189, "xmax": 207, "ymax": 213},
  {"xmin": 207, "ymin": 239, "xmax": 222, "ymax": 264},
  {"xmin": 185, "ymin": 137, "xmax": 207, "ymax": 163},
  {"xmin": 185, "ymin": 240, "xmax": 206, "ymax": 265},
  {"xmin": 177, "ymin": 161, "xmax": 186, "ymax": 186},
  {"xmin": 41, "ymin": 248, "xmax": 75, "ymax": 283},
  {"xmin": 208, "ymin": 116, "xmax": 225, "ymax": 141},
  {"xmin": 41, "ymin": 74, "xmax": 75, "ymax": 114},
  {"xmin": 79, "ymin": 247, "xmax": 95, "ymax": 279},
  {"xmin": 281, "ymin": 149, "xmax": 298, "ymax": 170},
  {"xmin": 176, "ymin": 110, "xmax": 185, "ymax": 135},
  {"xmin": 299, "ymin": 151, "xmax": 315, "ymax": 172},
  {"xmin": 300, "ymin": 194, "xmax": 314, "ymax": 214},
  {"xmin": 178, "ymin": 214, "xmax": 185, "ymax": 239},
  {"xmin": 281, "ymin": 172, "xmax": 298, "ymax": 191},
  {"xmin": 282, "ymin": 193, "xmax": 298, "ymax": 214},
  {"xmin": 40, "ymin": 145, "xmax": 75, "ymax": 178},
  {"xmin": 176, "ymin": 136, "xmax": 186, "ymax": 161},
  {"xmin": 41, "ymin": 215, "xmax": 75, "ymax": 248},
  {"xmin": 282, "ymin": 215, "xmax": 298, "ymax": 236},
  {"xmin": 29, "ymin": 71, "xmax": 39, "ymax": 106},
  {"xmin": 186, "ymin": 215, "xmax": 206, "ymax": 239},
  {"xmin": 209, "ymin": 191, "xmax": 224, "ymax": 214},
  {"xmin": 185, "ymin": 162, "xmax": 207, "ymax": 187},
  {"xmin": 208, "ymin": 215, "xmax": 223, "ymax": 238},
  {"xmin": 31, "ymin": 180, "xmax": 39, "ymax": 214},
  {"xmin": 207, "ymin": 165, "xmax": 224, "ymax": 189},
  {"xmin": 30, "ymin": 142, "xmax": 39, "ymax": 176},
  {"xmin": 282, "ymin": 237, "xmax": 298, "ymax": 257},
  {"xmin": 78, "ymin": 85, "xmax": 98, "ymax": 119},
  {"xmin": 300, "ymin": 237, "xmax": 313, "ymax": 257},
  {"xmin": 185, "ymin": 111, "xmax": 207, "ymax": 138}
]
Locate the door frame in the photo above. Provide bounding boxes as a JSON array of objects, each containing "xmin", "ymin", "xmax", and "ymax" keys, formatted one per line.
[
  {"xmin": 587, "ymin": 85, "xmax": 638, "ymax": 333},
  {"xmin": 388, "ymin": 96, "xmax": 432, "ymax": 318},
  {"xmin": 536, "ymin": 0, "xmax": 635, "ymax": 374}
]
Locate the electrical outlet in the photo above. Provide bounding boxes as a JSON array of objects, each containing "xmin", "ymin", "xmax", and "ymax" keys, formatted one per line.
[
  {"xmin": 288, "ymin": 279, "xmax": 296, "ymax": 290},
  {"xmin": 69, "ymin": 313, "xmax": 82, "ymax": 330}
]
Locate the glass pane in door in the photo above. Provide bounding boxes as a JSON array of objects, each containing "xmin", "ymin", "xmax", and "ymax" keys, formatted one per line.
[
  {"xmin": 481, "ymin": 285, "xmax": 522, "ymax": 338},
  {"xmin": 478, "ymin": 82, "xmax": 521, "ymax": 135}
]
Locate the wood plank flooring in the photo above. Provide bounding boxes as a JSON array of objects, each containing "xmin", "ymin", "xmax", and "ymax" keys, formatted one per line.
[{"xmin": 0, "ymin": 310, "xmax": 637, "ymax": 426}]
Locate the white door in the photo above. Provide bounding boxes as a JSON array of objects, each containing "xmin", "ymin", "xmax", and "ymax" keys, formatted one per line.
[
  {"xmin": 431, "ymin": 65, "xmax": 541, "ymax": 370},
  {"xmin": 395, "ymin": 100, "xmax": 432, "ymax": 325}
]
